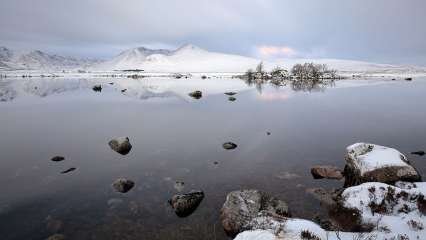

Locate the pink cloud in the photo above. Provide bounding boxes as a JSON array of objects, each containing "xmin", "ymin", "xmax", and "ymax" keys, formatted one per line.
[{"xmin": 257, "ymin": 45, "xmax": 297, "ymax": 57}]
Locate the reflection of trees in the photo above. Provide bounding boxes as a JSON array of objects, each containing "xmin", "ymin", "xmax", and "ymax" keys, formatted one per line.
[
  {"xmin": 242, "ymin": 77, "xmax": 335, "ymax": 93},
  {"xmin": 290, "ymin": 79, "xmax": 335, "ymax": 92}
]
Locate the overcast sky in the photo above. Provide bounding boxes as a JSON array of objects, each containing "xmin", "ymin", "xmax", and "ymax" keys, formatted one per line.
[{"xmin": 1, "ymin": 0, "xmax": 425, "ymax": 65}]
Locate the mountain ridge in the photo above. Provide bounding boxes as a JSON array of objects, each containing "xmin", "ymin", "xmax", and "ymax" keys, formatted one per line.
[{"xmin": 1, "ymin": 45, "xmax": 426, "ymax": 76}]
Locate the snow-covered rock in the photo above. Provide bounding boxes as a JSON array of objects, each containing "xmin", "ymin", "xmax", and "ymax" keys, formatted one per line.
[
  {"xmin": 220, "ymin": 190, "xmax": 290, "ymax": 236},
  {"xmin": 339, "ymin": 182, "xmax": 426, "ymax": 239},
  {"xmin": 344, "ymin": 143, "xmax": 421, "ymax": 187}
]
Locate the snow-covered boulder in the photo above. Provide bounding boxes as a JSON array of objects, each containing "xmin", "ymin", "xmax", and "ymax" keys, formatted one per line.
[
  {"xmin": 234, "ymin": 219, "xmax": 328, "ymax": 240},
  {"xmin": 338, "ymin": 182, "xmax": 426, "ymax": 239},
  {"xmin": 220, "ymin": 190, "xmax": 290, "ymax": 236},
  {"xmin": 344, "ymin": 143, "xmax": 420, "ymax": 187}
]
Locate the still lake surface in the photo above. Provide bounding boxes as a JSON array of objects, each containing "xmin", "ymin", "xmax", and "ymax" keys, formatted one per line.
[{"xmin": 0, "ymin": 77, "xmax": 425, "ymax": 240}]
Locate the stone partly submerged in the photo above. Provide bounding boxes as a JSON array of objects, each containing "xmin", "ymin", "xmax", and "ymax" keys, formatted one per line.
[
  {"xmin": 224, "ymin": 92, "xmax": 237, "ymax": 96},
  {"xmin": 343, "ymin": 143, "xmax": 421, "ymax": 187},
  {"xmin": 311, "ymin": 165, "xmax": 343, "ymax": 180},
  {"xmin": 108, "ymin": 137, "xmax": 132, "ymax": 155},
  {"xmin": 92, "ymin": 85, "xmax": 102, "ymax": 92},
  {"xmin": 223, "ymin": 142, "xmax": 238, "ymax": 150},
  {"xmin": 220, "ymin": 189, "xmax": 290, "ymax": 237},
  {"xmin": 112, "ymin": 178, "xmax": 135, "ymax": 193},
  {"xmin": 188, "ymin": 90, "xmax": 202, "ymax": 99},
  {"xmin": 51, "ymin": 156, "xmax": 65, "ymax": 162},
  {"xmin": 228, "ymin": 96, "xmax": 237, "ymax": 102},
  {"xmin": 169, "ymin": 190, "xmax": 204, "ymax": 217},
  {"xmin": 60, "ymin": 167, "xmax": 76, "ymax": 174}
]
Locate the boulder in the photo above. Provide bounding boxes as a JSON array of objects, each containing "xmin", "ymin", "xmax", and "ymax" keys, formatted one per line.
[
  {"xmin": 169, "ymin": 190, "xmax": 204, "ymax": 217},
  {"xmin": 92, "ymin": 85, "xmax": 102, "ymax": 92},
  {"xmin": 60, "ymin": 167, "xmax": 76, "ymax": 174},
  {"xmin": 228, "ymin": 96, "xmax": 237, "ymax": 102},
  {"xmin": 188, "ymin": 90, "xmax": 202, "ymax": 99},
  {"xmin": 223, "ymin": 142, "xmax": 238, "ymax": 150},
  {"xmin": 220, "ymin": 190, "xmax": 290, "ymax": 236},
  {"xmin": 343, "ymin": 143, "xmax": 421, "ymax": 187},
  {"xmin": 108, "ymin": 137, "xmax": 132, "ymax": 155},
  {"xmin": 51, "ymin": 156, "xmax": 65, "ymax": 162},
  {"xmin": 311, "ymin": 165, "xmax": 343, "ymax": 180},
  {"xmin": 411, "ymin": 151, "xmax": 425, "ymax": 156},
  {"xmin": 112, "ymin": 178, "xmax": 135, "ymax": 193}
]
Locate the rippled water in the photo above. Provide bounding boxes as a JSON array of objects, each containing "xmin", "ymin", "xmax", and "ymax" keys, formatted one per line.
[{"xmin": 0, "ymin": 77, "xmax": 425, "ymax": 240}]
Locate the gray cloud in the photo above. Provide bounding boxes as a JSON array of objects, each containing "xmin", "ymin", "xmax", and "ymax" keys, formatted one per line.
[{"xmin": 1, "ymin": 0, "xmax": 425, "ymax": 64}]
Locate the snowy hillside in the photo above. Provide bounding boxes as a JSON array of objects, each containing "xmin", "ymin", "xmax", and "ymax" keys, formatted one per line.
[
  {"xmin": 2, "ymin": 45, "xmax": 426, "ymax": 77},
  {"xmin": 0, "ymin": 47, "xmax": 100, "ymax": 71},
  {"xmin": 93, "ymin": 44, "xmax": 426, "ymax": 76},
  {"xmin": 94, "ymin": 44, "xmax": 260, "ymax": 73}
]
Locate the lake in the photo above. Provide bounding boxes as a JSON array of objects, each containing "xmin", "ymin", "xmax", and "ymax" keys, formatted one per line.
[{"xmin": 0, "ymin": 76, "xmax": 425, "ymax": 240}]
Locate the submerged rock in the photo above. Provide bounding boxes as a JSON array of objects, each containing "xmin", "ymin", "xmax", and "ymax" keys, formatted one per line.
[
  {"xmin": 174, "ymin": 181, "xmax": 185, "ymax": 192},
  {"xmin": 223, "ymin": 142, "xmax": 238, "ymax": 150},
  {"xmin": 92, "ymin": 85, "xmax": 102, "ymax": 92},
  {"xmin": 60, "ymin": 167, "xmax": 76, "ymax": 174},
  {"xmin": 266, "ymin": 132, "xmax": 271, "ymax": 136},
  {"xmin": 220, "ymin": 190, "xmax": 290, "ymax": 236},
  {"xmin": 46, "ymin": 234, "xmax": 65, "ymax": 240},
  {"xmin": 225, "ymin": 92, "xmax": 237, "ymax": 96},
  {"xmin": 343, "ymin": 143, "xmax": 421, "ymax": 187},
  {"xmin": 169, "ymin": 190, "xmax": 204, "ymax": 217},
  {"xmin": 411, "ymin": 151, "xmax": 425, "ymax": 156},
  {"xmin": 51, "ymin": 156, "xmax": 65, "ymax": 162},
  {"xmin": 311, "ymin": 165, "xmax": 343, "ymax": 180},
  {"xmin": 112, "ymin": 178, "xmax": 135, "ymax": 193},
  {"xmin": 188, "ymin": 90, "xmax": 202, "ymax": 99},
  {"xmin": 108, "ymin": 137, "xmax": 132, "ymax": 155},
  {"xmin": 228, "ymin": 96, "xmax": 237, "ymax": 102}
]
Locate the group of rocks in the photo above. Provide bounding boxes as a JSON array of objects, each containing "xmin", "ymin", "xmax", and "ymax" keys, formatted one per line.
[
  {"xmin": 188, "ymin": 90, "xmax": 238, "ymax": 102},
  {"xmin": 218, "ymin": 142, "xmax": 425, "ymax": 239}
]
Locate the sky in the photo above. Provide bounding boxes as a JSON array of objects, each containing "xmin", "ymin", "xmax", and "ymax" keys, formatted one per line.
[{"xmin": 1, "ymin": 0, "xmax": 426, "ymax": 65}]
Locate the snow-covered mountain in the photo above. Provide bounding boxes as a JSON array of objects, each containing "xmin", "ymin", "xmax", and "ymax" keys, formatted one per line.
[
  {"xmin": 92, "ymin": 44, "xmax": 426, "ymax": 76},
  {"xmin": 94, "ymin": 44, "xmax": 260, "ymax": 73},
  {"xmin": 0, "ymin": 47, "xmax": 100, "ymax": 71},
  {"xmin": 2, "ymin": 44, "xmax": 426, "ymax": 77}
]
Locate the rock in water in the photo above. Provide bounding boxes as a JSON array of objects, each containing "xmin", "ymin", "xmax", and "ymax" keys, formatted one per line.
[
  {"xmin": 188, "ymin": 90, "xmax": 202, "ymax": 99},
  {"xmin": 60, "ymin": 167, "xmax": 76, "ymax": 174},
  {"xmin": 223, "ymin": 142, "xmax": 238, "ymax": 150},
  {"xmin": 225, "ymin": 92, "xmax": 237, "ymax": 96},
  {"xmin": 46, "ymin": 234, "xmax": 65, "ymax": 240},
  {"xmin": 411, "ymin": 151, "xmax": 425, "ymax": 156},
  {"xmin": 112, "ymin": 178, "xmax": 135, "ymax": 193},
  {"xmin": 92, "ymin": 85, "xmax": 102, "ymax": 92},
  {"xmin": 51, "ymin": 156, "xmax": 65, "ymax": 162},
  {"xmin": 343, "ymin": 143, "xmax": 421, "ymax": 187},
  {"xmin": 108, "ymin": 137, "xmax": 132, "ymax": 155},
  {"xmin": 228, "ymin": 96, "xmax": 236, "ymax": 102},
  {"xmin": 220, "ymin": 190, "xmax": 290, "ymax": 236},
  {"xmin": 311, "ymin": 165, "xmax": 343, "ymax": 180},
  {"xmin": 169, "ymin": 191, "xmax": 204, "ymax": 217}
]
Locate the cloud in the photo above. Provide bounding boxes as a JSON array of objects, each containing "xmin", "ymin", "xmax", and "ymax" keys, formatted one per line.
[{"xmin": 257, "ymin": 46, "xmax": 297, "ymax": 58}]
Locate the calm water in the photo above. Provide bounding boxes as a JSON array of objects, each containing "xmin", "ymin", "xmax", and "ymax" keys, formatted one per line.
[{"xmin": 0, "ymin": 77, "xmax": 426, "ymax": 240}]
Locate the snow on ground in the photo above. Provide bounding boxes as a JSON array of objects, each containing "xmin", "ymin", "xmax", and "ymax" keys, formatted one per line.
[
  {"xmin": 341, "ymin": 182, "xmax": 426, "ymax": 240},
  {"xmin": 236, "ymin": 180, "xmax": 426, "ymax": 240},
  {"xmin": 346, "ymin": 143, "xmax": 412, "ymax": 176},
  {"xmin": 3, "ymin": 44, "xmax": 424, "ymax": 77}
]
